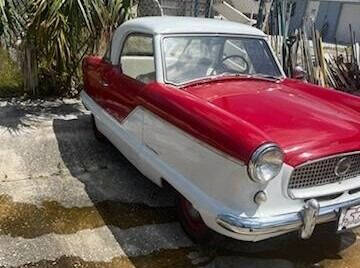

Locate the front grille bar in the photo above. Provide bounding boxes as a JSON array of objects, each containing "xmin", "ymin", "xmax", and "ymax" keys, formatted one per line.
[{"xmin": 288, "ymin": 152, "xmax": 360, "ymax": 189}]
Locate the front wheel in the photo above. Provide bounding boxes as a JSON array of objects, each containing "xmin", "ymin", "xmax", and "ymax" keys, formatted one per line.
[{"xmin": 177, "ymin": 195, "xmax": 212, "ymax": 243}]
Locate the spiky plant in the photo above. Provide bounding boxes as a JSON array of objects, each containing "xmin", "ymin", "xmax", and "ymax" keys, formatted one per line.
[{"xmin": 0, "ymin": 0, "xmax": 131, "ymax": 96}]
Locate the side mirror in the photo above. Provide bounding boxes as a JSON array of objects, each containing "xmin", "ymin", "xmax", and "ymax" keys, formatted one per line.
[{"xmin": 292, "ymin": 66, "xmax": 306, "ymax": 80}]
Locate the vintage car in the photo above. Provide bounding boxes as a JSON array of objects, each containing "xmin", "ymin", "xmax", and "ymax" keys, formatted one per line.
[{"xmin": 82, "ymin": 16, "xmax": 360, "ymax": 243}]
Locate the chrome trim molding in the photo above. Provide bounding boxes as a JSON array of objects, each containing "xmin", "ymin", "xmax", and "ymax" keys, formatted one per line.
[
  {"xmin": 288, "ymin": 151, "xmax": 360, "ymax": 193},
  {"xmin": 288, "ymin": 175, "xmax": 360, "ymax": 200},
  {"xmin": 294, "ymin": 151, "xmax": 360, "ymax": 169},
  {"xmin": 216, "ymin": 198, "xmax": 360, "ymax": 238}
]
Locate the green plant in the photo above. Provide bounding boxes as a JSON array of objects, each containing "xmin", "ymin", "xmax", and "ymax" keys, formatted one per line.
[
  {"xmin": 0, "ymin": 0, "xmax": 131, "ymax": 97},
  {"xmin": 0, "ymin": 46, "xmax": 23, "ymax": 97}
]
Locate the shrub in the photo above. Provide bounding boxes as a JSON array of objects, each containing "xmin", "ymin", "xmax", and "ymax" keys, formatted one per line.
[
  {"xmin": 0, "ymin": 47, "xmax": 23, "ymax": 97},
  {"xmin": 0, "ymin": 0, "xmax": 130, "ymax": 97}
]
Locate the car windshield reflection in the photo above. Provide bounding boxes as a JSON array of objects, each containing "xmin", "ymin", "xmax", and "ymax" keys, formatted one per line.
[{"xmin": 162, "ymin": 36, "xmax": 282, "ymax": 85}]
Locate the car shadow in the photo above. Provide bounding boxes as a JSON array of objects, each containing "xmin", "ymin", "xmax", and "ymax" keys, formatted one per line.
[
  {"xmin": 209, "ymin": 222, "xmax": 357, "ymax": 265},
  {"xmin": 52, "ymin": 115, "xmax": 185, "ymax": 259},
  {"xmin": 52, "ymin": 113, "xmax": 357, "ymax": 267}
]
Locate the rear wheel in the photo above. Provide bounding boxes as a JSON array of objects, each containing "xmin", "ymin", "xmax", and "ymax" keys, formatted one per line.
[
  {"xmin": 91, "ymin": 115, "xmax": 107, "ymax": 142},
  {"xmin": 177, "ymin": 194, "xmax": 212, "ymax": 243}
]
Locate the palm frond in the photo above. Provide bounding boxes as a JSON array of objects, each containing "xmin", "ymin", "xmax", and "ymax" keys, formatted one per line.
[{"xmin": 1, "ymin": 0, "xmax": 132, "ymax": 95}]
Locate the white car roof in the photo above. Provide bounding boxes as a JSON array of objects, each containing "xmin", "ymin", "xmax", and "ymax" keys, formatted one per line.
[{"xmin": 119, "ymin": 16, "xmax": 266, "ymax": 36}]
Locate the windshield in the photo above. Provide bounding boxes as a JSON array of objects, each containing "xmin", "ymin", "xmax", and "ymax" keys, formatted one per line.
[{"xmin": 162, "ymin": 36, "xmax": 282, "ymax": 85}]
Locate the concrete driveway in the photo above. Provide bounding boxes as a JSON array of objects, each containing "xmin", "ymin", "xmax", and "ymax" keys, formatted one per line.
[{"xmin": 0, "ymin": 98, "xmax": 359, "ymax": 268}]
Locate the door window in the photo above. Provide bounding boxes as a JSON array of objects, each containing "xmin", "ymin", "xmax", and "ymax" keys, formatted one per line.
[{"xmin": 120, "ymin": 34, "xmax": 155, "ymax": 83}]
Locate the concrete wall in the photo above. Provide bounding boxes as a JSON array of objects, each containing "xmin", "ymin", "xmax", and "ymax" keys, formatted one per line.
[
  {"xmin": 288, "ymin": 0, "xmax": 309, "ymax": 33},
  {"xmin": 314, "ymin": 1, "xmax": 342, "ymax": 43},
  {"xmin": 335, "ymin": 3, "xmax": 360, "ymax": 44},
  {"xmin": 290, "ymin": 0, "xmax": 360, "ymax": 45}
]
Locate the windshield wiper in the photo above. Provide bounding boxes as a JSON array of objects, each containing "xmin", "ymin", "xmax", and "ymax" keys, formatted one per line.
[
  {"xmin": 179, "ymin": 73, "xmax": 283, "ymax": 86},
  {"xmin": 248, "ymin": 74, "xmax": 283, "ymax": 81},
  {"xmin": 180, "ymin": 73, "xmax": 240, "ymax": 85},
  {"xmin": 209, "ymin": 73, "xmax": 283, "ymax": 81}
]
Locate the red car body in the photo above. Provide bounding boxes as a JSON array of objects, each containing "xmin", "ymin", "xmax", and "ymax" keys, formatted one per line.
[
  {"xmin": 82, "ymin": 17, "xmax": 360, "ymax": 243},
  {"xmin": 84, "ymin": 56, "xmax": 360, "ymax": 167}
]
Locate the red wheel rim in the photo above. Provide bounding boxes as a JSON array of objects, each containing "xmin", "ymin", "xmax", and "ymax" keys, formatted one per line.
[{"xmin": 180, "ymin": 198, "xmax": 208, "ymax": 234}]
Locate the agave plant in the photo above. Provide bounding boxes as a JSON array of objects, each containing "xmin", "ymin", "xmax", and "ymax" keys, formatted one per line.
[{"xmin": 0, "ymin": 0, "xmax": 131, "ymax": 96}]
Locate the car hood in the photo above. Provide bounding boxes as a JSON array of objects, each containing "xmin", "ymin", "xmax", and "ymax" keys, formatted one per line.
[{"xmin": 184, "ymin": 78, "xmax": 360, "ymax": 166}]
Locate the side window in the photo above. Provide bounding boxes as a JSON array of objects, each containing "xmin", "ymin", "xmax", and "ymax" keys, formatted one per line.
[{"xmin": 120, "ymin": 34, "xmax": 155, "ymax": 83}]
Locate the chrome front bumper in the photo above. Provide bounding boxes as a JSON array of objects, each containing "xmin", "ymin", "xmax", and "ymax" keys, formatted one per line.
[{"xmin": 216, "ymin": 198, "xmax": 360, "ymax": 239}]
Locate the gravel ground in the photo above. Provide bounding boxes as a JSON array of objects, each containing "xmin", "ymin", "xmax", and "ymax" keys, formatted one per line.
[{"xmin": 0, "ymin": 98, "xmax": 360, "ymax": 268}]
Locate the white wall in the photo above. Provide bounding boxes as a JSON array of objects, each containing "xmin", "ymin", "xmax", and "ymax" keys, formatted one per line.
[
  {"xmin": 305, "ymin": 1, "xmax": 320, "ymax": 21},
  {"xmin": 336, "ymin": 3, "xmax": 360, "ymax": 44}
]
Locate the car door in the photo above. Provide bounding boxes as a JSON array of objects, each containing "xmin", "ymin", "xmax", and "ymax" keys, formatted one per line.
[{"xmin": 101, "ymin": 33, "xmax": 156, "ymax": 122}]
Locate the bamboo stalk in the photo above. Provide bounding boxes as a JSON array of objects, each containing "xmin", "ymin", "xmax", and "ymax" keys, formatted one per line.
[{"xmin": 264, "ymin": 0, "xmax": 359, "ymax": 92}]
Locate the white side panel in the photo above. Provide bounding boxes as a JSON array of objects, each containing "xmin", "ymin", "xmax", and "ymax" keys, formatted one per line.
[
  {"xmin": 81, "ymin": 91, "xmax": 143, "ymax": 169},
  {"xmin": 142, "ymin": 111, "xmax": 305, "ymax": 217},
  {"xmin": 143, "ymin": 112, "xmax": 250, "ymax": 211},
  {"xmin": 120, "ymin": 107, "xmax": 143, "ymax": 142}
]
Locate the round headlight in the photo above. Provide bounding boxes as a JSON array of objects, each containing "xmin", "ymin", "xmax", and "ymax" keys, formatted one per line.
[{"xmin": 248, "ymin": 143, "xmax": 284, "ymax": 183}]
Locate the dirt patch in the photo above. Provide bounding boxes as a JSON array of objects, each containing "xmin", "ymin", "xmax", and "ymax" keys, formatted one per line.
[{"xmin": 0, "ymin": 194, "xmax": 177, "ymax": 238}]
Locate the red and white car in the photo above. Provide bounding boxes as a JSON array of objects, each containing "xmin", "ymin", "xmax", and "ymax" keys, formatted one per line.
[{"xmin": 82, "ymin": 16, "xmax": 360, "ymax": 243}]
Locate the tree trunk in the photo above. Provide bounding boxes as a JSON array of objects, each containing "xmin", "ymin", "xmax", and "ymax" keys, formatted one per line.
[{"xmin": 23, "ymin": 43, "xmax": 38, "ymax": 96}]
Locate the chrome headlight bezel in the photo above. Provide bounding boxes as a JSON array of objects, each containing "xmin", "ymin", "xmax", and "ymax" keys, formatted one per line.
[{"xmin": 248, "ymin": 143, "xmax": 284, "ymax": 184}]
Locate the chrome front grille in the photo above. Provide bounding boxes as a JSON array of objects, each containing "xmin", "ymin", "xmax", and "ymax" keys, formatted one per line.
[{"xmin": 288, "ymin": 153, "xmax": 360, "ymax": 189}]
